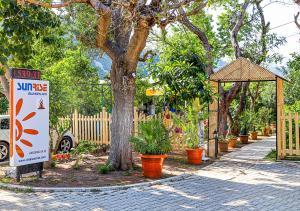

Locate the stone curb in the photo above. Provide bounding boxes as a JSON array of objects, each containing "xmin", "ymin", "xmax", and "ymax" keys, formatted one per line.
[{"xmin": 0, "ymin": 173, "xmax": 192, "ymax": 193}]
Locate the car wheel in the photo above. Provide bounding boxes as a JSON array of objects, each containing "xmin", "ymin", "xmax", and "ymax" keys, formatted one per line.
[
  {"xmin": 0, "ymin": 141, "xmax": 9, "ymax": 162},
  {"xmin": 59, "ymin": 137, "xmax": 72, "ymax": 153}
]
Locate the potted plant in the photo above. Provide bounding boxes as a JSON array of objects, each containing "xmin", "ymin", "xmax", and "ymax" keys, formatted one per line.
[
  {"xmin": 173, "ymin": 108, "xmax": 203, "ymax": 165},
  {"xmin": 227, "ymin": 134, "xmax": 237, "ymax": 148},
  {"xmin": 130, "ymin": 119, "xmax": 172, "ymax": 179},
  {"xmin": 248, "ymin": 112, "xmax": 258, "ymax": 140},
  {"xmin": 257, "ymin": 108, "xmax": 272, "ymax": 136},
  {"xmin": 239, "ymin": 111, "xmax": 251, "ymax": 144},
  {"xmin": 218, "ymin": 135, "xmax": 229, "ymax": 152},
  {"xmin": 250, "ymin": 125, "xmax": 258, "ymax": 140}
]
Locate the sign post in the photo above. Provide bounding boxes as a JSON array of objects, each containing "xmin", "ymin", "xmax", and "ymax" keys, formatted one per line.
[{"xmin": 9, "ymin": 68, "xmax": 49, "ymax": 182}]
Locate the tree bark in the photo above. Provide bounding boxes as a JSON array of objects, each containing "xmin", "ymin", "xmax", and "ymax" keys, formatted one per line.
[
  {"xmin": 108, "ymin": 58, "xmax": 136, "ymax": 170},
  {"xmin": 0, "ymin": 64, "xmax": 10, "ymax": 98}
]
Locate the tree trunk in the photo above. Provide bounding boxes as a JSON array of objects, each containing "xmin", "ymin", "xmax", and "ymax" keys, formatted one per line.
[
  {"xmin": 231, "ymin": 82, "xmax": 249, "ymax": 133},
  {"xmin": 0, "ymin": 66, "xmax": 10, "ymax": 98},
  {"xmin": 218, "ymin": 83, "xmax": 242, "ymax": 136},
  {"xmin": 219, "ymin": 96, "xmax": 228, "ymax": 136},
  {"xmin": 108, "ymin": 59, "xmax": 135, "ymax": 170}
]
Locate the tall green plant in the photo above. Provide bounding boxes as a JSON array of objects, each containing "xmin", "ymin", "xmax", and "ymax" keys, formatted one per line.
[
  {"xmin": 239, "ymin": 111, "xmax": 253, "ymax": 135},
  {"xmin": 130, "ymin": 119, "xmax": 172, "ymax": 155}
]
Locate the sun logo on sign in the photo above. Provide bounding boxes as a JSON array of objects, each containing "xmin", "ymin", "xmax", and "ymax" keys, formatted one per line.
[{"xmin": 15, "ymin": 98, "xmax": 39, "ymax": 158}]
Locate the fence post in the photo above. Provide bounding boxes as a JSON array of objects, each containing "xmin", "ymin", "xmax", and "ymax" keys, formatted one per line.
[
  {"xmin": 288, "ymin": 112, "xmax": 293, "ymax": 155},
  {"xmin": 74, "ymin": 109, "xmax": 79, "ymax": 145},
  {"xmin": 295, "ymin": 112, "xmax": 299, "ymax": 155},
  {"xmin": 103, "ymin": 107, "xmax": 108, "ymax": 144}
]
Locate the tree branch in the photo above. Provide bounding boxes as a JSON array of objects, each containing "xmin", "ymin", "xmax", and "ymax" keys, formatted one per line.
[
  {"xmin": 179, "ymin": 10, "xmax": 213, "ymax": 75},
  {"xmin": 255, "ymin": 0, "xmax": 270, "ymax": 64},
  {"xmin": 126, "ymin": 19, "xmax": 150, "ymax": 72},
  {"xmin": 295, "ymin": 12, "xmax": 300, "ymax": 30},
  {"xmin": 138, "ymin": 50, "xmax": 156, "ymax": 62},
  {"xmin": 230, "ymin": 0, "xmax": 250, "ymax": 58},
  {"xmin": 89, "ymin": 0, "xmax": 123, "ymax": 59}
]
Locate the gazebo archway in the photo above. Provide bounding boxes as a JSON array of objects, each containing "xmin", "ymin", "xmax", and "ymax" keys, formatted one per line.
[{"xmin": 208, "ymin": 57, "xmax": 286, "ymax": 160}]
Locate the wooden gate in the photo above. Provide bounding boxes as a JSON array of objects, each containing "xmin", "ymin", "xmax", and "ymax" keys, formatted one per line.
[{"xmin": 279, "ymin": 112, "xmax": 300, "ymax": 158}]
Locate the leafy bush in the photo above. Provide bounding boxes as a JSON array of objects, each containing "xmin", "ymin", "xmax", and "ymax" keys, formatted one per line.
[
  {"xmin": 239, "ymin": 111, "xmax": 253, "ymax": 135},
  {"xmin": 51, "ymin": 161, "xmax": 56, "ymax": 168},
  {"xmin": 71, "ymin": 141, "xmax": 97, "ymax": 156},
  {"xmin": 97, "ymin": 164, "xmax": 113, "ymax": 174},
  {"xmin": 173, "ymin": 107, "xmax": 200, "ymax": 149},
  {"xmin": 256, "ymin": 107, "xmax": 272, "ymax": 130},
  {"xmin": 130, "ymin": 119, "xmax": 172, "ymax": 155},
  {"xmin": 227, "ymin": 134, "xmax": 237, "ymax": 139},
  {"xmin": 218, "ymin": 135, "xmax": 229, "ymax": 143}
]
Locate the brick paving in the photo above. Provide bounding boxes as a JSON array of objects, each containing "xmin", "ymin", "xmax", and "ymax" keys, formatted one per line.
[{"xmin": 0, "ymin": 136, "xmax": 299, "ymax": 211}]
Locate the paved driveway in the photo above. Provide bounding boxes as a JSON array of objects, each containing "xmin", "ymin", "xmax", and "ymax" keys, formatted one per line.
[{"xmin": 0, "ymin": 136, "xmax": 299, "ymax": 211}]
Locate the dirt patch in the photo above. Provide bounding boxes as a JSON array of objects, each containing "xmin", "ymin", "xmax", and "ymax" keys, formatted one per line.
[{"xmin": 0, "ymin": 139, "xmax": 262, "ymax": 188}]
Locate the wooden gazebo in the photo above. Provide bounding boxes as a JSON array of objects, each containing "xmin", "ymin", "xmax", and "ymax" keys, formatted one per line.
[{"xmin": 208, "ymin": 57, "xmax": 286, "ymax": 159}]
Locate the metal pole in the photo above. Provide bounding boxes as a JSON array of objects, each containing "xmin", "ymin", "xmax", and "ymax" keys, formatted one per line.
[{"xmin": 214, "ymin": 129, "xmax": 218, "ymax": 159}]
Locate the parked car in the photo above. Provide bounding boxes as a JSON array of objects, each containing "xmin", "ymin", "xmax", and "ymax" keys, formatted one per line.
[{"xmin": 0, "ymin": 115, "xmax": 76, "ymax": 162}]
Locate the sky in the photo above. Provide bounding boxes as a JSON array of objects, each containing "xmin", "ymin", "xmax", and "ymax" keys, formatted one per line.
[
  {"xmin": 209, "ymin": 1, "xmax": 300, "ymax": 74},
  {"xmin": 263, "ymin": 1, "xmax": 300, "ymax": 63},
  {"xmin": 93, "ymin": 1, "xmax": 300, "ymax": 75}
]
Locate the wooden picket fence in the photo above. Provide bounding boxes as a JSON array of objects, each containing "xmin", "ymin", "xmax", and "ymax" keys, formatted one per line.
[
  {"xmin": 59, "ymin": 107, "xmax": 170, "ymax": 146},
  {"xmin": 280, "ymin": 112, "xmax": 300, "ymax": 157}
]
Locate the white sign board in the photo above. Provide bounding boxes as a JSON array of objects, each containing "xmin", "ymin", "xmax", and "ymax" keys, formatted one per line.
[{"xmin": 10, "ymin": 79, "xmax": 49, "ymax": 166}]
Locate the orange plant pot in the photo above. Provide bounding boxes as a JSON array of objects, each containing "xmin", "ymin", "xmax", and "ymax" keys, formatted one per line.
[
  {"xmin": 186, "ymin": 148, "xmax": 203, "ymax": 165},
  {"xmin": 228, "ymin": 138, "xmax": 237, "ymax": 148},
  {"xmin": 141, "ymin": 154, "xmax": 167, "ymax": 179},
  {"xmin": 263, "ymin": 127, "xmax": 270, "ymax": 136},
  {"xmin": 218, "ymin": 142, "xmax": 229, "ymax": 152},
  {"xmin": 251, "ymin": 131, "xmax": 258, "ymax": 140},
  {"xmin": 239, "ymin": 135, "xmax": 249, "ymax": 144}
]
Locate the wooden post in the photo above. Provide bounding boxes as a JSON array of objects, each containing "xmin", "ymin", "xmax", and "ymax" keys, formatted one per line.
[
  {"xmin": 103, "ymin": 107, "xmax": 108, "ymax": 144},
  {"xmin": 78, "ymin": 113, "xmax": 82, "ymax": 142},
  {"xmin": 277, "ymin": 77, "xmax": 285, "ymax": 159},
  {"xmin": 288, "ymin": 112, "xmax": 293, "ymax": 155},
  {"xmin": 100, "ymin": 109, "xmax": 103, "ymax": 144},
  {"xmin": 93, "ymin": 115, "xmax": 97, "ymax": 144},
  {"xmin": 74, "ymin": 109, "xmax": 79, "ymax": 145},
  {"xmin": 208, "ymin": 80, "xmax": 219, "ymax": 159},
  {"xmin": 295, "ymin": 113, "xmax": 299, "ymax": 155}
]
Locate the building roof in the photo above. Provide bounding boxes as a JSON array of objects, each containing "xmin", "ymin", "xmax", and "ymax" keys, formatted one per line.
[{"xmin": 210, "ymin": 57, "xmax": 287, "ymax": 82}]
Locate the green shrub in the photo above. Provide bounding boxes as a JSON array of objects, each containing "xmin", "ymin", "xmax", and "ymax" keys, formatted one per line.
[
  {"xmin": 97, "ymin": 164, "xmax": 112, "ymax": 174},
  {"xmin": 71, "ymin": 141, "xmax": 98, "ymax": 155},
  {"xmin": 130, "ymin": 119, "xmax": 172, "ymax": 155},
  {"xmin": 264, "ymin": 149, "xmax": 276, "ymax": 161},
  {"xmin": 51, "ymin": 161, "xmax": 56, "ymax": 168},
  {"xmin": 173, "ymin": 107, "xmax": 200, "ymax": 149}
]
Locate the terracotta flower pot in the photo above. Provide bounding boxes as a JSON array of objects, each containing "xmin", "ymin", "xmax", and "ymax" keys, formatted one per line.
[
  {"xmin": 218, "ymin": 142, "xmax": 229, "ymax": 152},
  {"xmin": 228, "ymin": 138, "xmax": 237, "ymax": 148},
  {"xmin": 263, "ymin": 127, "xmax": 269, "ymax": 136},
  {"xmin": 239, "ymin": 135, "xmax": 249, "ymax": 144},
  {"xmin": 141, "ymin": 154, "xmax": 167, "ymax": 179},
  {"xmin": 186, "ymin": 148, "xmax": 203, "ymax": 165},
  {"xmin": 251, "ymin": 131, "xmax": 258, "ymax": 140}
]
